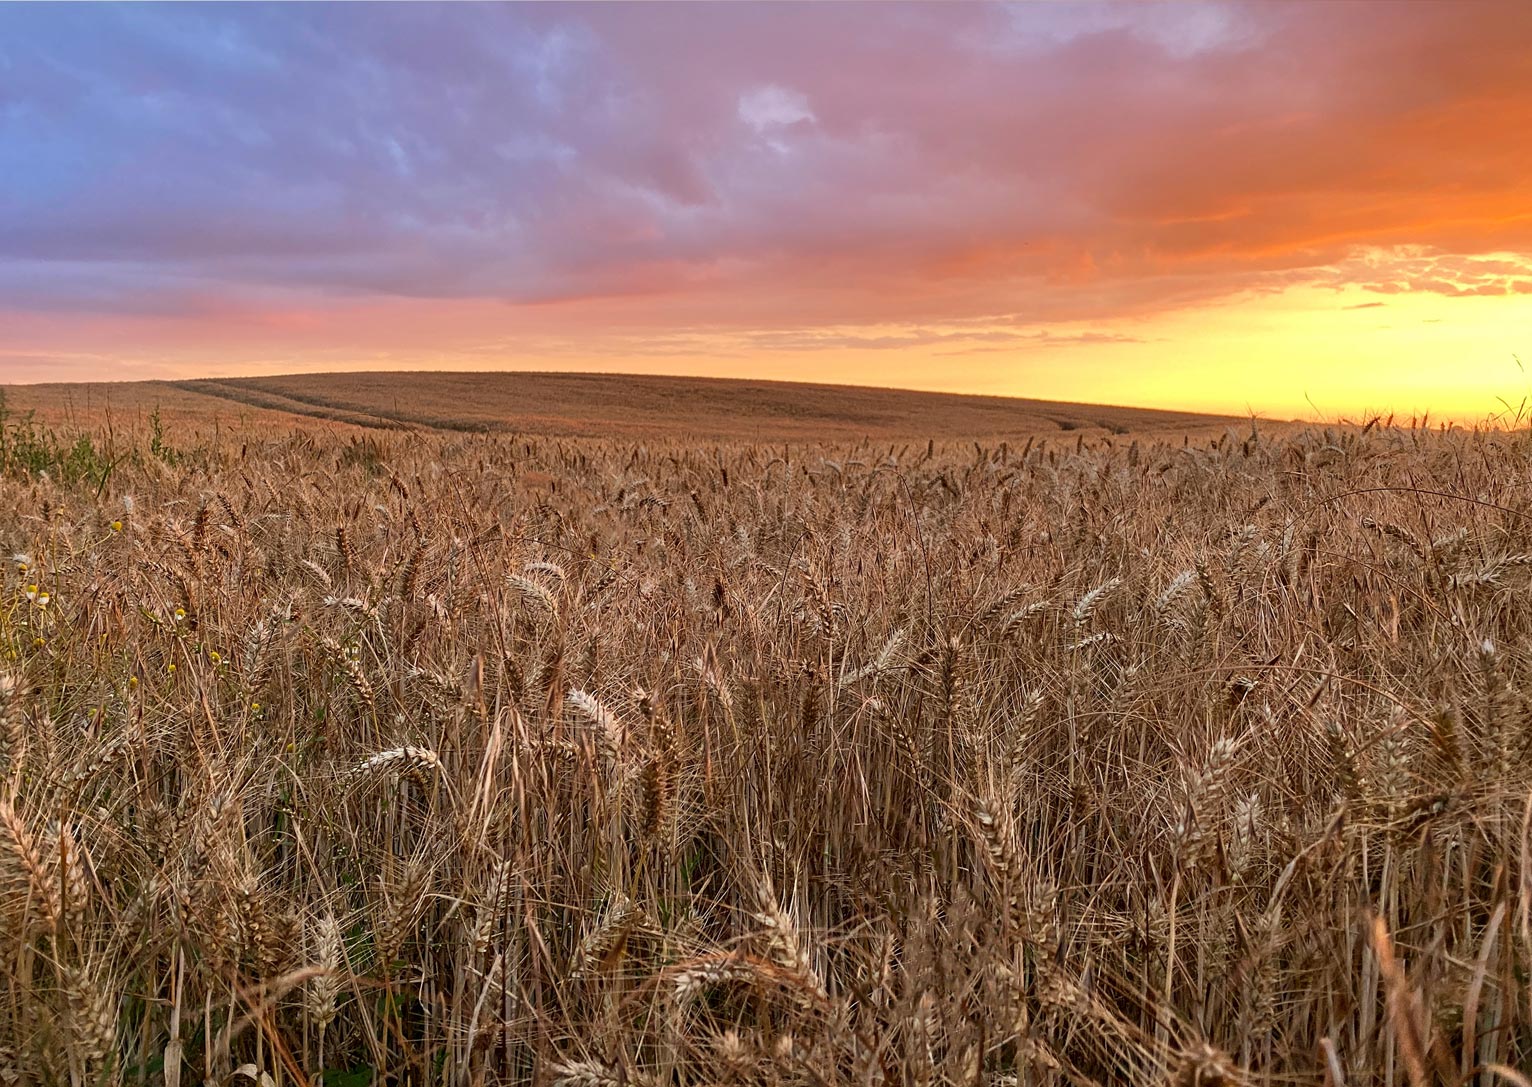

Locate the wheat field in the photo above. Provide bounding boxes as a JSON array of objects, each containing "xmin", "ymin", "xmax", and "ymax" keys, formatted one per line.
[{"xmin": 0, "ymin": 403, "xmax": 1529, "ymax": 1087}]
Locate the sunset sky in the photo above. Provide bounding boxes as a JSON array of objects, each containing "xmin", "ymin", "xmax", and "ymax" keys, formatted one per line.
[{"xmin": 3, "ymin": 2, "xmax": 1531, "ymax": 420}]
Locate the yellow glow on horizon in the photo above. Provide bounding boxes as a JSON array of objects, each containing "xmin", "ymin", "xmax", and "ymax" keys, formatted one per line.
[
  {"xmin": 5, "ymin": 282, "xmax": 1529, "ymax": 426},
  {"xmin": 695, "ymin": 285, "xmax": 1532, "ymax": 424},
  {"xmin": 1083, "ymin": 286, "xmax": 1532, "ymax": 423}
]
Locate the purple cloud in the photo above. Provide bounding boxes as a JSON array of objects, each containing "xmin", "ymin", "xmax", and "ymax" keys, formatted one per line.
[{"xmin": 1, "ymin": 0, "xmax": 1530, "ymax": 340}]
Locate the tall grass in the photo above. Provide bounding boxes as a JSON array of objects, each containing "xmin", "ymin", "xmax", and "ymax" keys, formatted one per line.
[{"xmin": 0, "ymin": 418, "xmax": 1529, "ymax": 1085}]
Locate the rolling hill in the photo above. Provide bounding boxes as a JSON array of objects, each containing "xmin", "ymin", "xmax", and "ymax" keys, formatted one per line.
[{"xmin": 3, "ymin": 370, "xmax": 1255, "ymax": 442}]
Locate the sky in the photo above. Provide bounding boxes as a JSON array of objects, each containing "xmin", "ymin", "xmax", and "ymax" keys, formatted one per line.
[{"xmin": 2, "ymin": 2, "xmax": 1531, "ymax": 421}]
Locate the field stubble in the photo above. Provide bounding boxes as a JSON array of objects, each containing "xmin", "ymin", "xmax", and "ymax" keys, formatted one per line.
[{"xmin": 0, "ymin": 414, "xmax": 1529, "ymax": 1086}]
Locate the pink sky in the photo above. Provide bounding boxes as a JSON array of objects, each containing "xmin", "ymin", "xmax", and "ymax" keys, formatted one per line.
[{"xmin": 3, "ymin": 2, "xmax": 1531, "ymax": 418}]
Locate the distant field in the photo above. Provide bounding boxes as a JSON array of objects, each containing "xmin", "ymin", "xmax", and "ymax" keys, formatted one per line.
[{"xmin": 3, "ymin": 370, "xmax": 1250, "ymax": 441}]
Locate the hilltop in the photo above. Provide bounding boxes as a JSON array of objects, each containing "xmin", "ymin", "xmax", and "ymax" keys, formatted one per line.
[{"xmin": 2, "ymin": 370, "xmax": 1254, "ymax": 442}]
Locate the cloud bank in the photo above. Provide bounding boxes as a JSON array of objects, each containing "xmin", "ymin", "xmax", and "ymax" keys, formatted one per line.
[{"xmin": 1, "ymin": 1, "xmax": 1530, "ymax": 387}]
